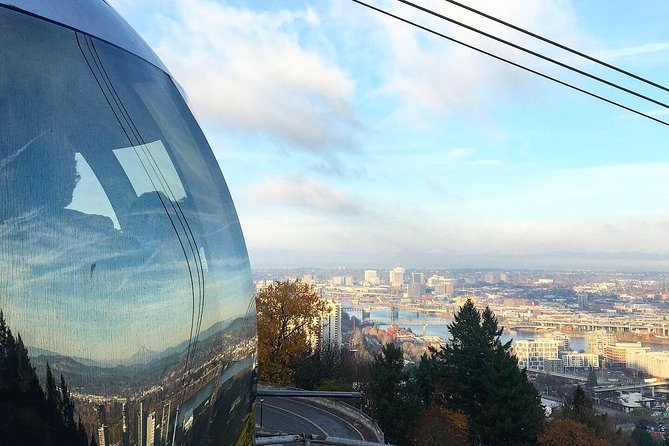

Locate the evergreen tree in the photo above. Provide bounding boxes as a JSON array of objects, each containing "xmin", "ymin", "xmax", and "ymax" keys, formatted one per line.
[
  {"xmin": 60, "ymin": 373, "xmax": 78, "ymax": 441},
  {"xmin": 431, "ymin": 300, "xmax": 544, "ymax": 445},
  {"xmin": 559, "ymin": 385, "xmax": 633, "ymax": 446},
  {"xmin": 416, "ymin": 352, "xmax": 437, "ymax": 406},
  {"xmin": 77, "ymin": 418, "xmax": 89, "ymax": 445},
  {"xmin": 369, "ymin": 343, "xmax": 422, "ymax": 445},
  {"xmin": 45, "ymin": 363, "xmax": 61, "ymax": 409},
  {"xmin": 0, "ymin": 311, "xmax": 7, "ymax": 394},
  {"xmin": 4, "ymin": 327, "xmax": 19, "ymax": 395},
  {"xmin": 587, "ymin": 366, "xmax": 598, "ymax": 388},
  {"xmin": 0, "ymin": 309, "xmax": 89, "ymax": 446},
  {"xmin": 16, "ymin": 334, "xmax": 44, "ymax": 402},
  {"xmin": 630, "ymin": 426, "xmax": 656, "ymax": 446}
]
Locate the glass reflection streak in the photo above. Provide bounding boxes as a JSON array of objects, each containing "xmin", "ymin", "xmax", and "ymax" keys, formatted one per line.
[{"xmin": 0, "ymin": 4, "xmax": 255, "ymax": 446}]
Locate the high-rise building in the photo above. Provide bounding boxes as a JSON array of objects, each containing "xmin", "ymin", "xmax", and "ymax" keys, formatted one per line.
[
  {"xmin": 315, "ymin": 300, "xmax": 342, "ymax": 350},
  {"xmin": 98, "ymin": 425, "xmax": 110, "ymax": 446},
  {"xmin": 411, "ymin": 272, "xmax": 425, "ymax": 284},
  {"xmin": 512, "ymin": 338, "xmax": 560, "ymax": 370},
  {"xmin": 389, "ymin": 267, "xmax": 405, "ymax": 287},
  {"xmin": 146, "ymin": 412, "xmax": 156, "ymax": 446},
  {"xmin": 585, "ymin": 330, "xmax": 616, "ymax": 357},
  {"xmin": 137, "ymin": 401, "xmax": 145, "ymax": 446},
  {"xmin": 364, "ymin": 270, "xmax": 380, "ymax": 285},
  {"xmin": 161, "ymin": 401, "xmax": 172, "ymax": 446},
  {"xmin": 577, "ymin": 293, "xmax": 589, "ymax": 310},
  {"xmin": 427, "ymin": 275, "xmax": 442, "ymax": 287},
  {"xmin": 122, "ymin": 401, "xmax": 130, "ymax": 446},
  {"xmin": 407, "ymin": 283, "xmax": 425, "ymax": 299}
]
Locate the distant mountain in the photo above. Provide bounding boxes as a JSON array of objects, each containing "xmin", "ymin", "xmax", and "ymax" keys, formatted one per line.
[{"xmin": 27, "ymin": 346, "xmax": 108, "ymax": 368}]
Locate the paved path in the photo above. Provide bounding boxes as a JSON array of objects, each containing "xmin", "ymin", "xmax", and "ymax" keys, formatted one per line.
[{"xmin": 257, "ymin": 396, "xmax": 377, "ymax": 444}]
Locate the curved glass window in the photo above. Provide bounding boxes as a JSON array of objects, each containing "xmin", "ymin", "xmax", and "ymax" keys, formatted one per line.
[{"xmin": 0, "ymin": 6, "xmax": 255, "ymax": 446}]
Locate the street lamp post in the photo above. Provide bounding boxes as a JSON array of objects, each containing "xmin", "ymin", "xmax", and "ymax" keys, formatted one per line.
[{"xmin": 259, "ymin": 398, "xmax": 264, "ymax": 428}]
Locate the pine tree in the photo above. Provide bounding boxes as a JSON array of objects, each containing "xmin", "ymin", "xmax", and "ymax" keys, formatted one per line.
[
  {"xmin": 0, "ymin": 310, "xmax": 89, "ymax": 446},
  {"xmin": 77, "ymin": 418, "xmax": 89, "ymax": 445},
  {"xmin": 431, "ymin": 299, "xmax": 544, "ymax": 445},
  {"xmin": 369, "ymin": 343, "xmax": 422, "ymax": 445},
  {"xmin": 60, "ymin": 373, "xmax": 77, "ymax": 441},
  {"xmin": 3, "ymin": 327, "xmax": 19, "ymax": 397},
  {"xmin": 0, "ymin": 311, "xmax": 7, "ymax": 394},
  {"xmin": 16, "ymin": 334, "xmax": 44, "ymax": 402},
  {"xmin": 45, "ymin": 363, "xmax": 61, "ymax": 409}
]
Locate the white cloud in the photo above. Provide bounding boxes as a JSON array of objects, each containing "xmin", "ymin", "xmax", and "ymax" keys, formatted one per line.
[
  {"xmin": 446, "ymin": 147, "xmax": 474, "ymax": 159},
  {"xmin": 247, "ymin": 175, "xmax": 361, "ymax": 214},
  {"xmin": 115, "ymin": 0, "xmax": 357, "ymax": 153},
  {"xmin": 341, "ymin": 0, "xmax": 592, "ymax": 122},
  {"xmin": 594, "ymin": 42, "xmax": 669, "ymax": 61}
]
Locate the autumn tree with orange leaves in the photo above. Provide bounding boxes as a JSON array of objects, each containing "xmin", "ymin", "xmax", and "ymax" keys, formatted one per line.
[{"xmin": 256, "ymin": 280, "xmax": 328, "ymax": 385}]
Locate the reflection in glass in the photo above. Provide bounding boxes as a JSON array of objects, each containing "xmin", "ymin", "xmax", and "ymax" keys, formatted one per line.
[{"xmin": 0, "ymin": 6, "xmax": 256, "ymax": 446}]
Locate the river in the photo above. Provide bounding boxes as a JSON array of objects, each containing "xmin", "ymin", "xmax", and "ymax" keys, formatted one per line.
[{"xmin": 343, "ymin": 304, "xmax": 669, "ymax": 352}]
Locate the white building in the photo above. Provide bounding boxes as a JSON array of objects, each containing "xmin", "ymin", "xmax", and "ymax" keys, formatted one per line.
[
  {"xmin": 389, "ymin": 267, "xmax": 405, "ymax": 287},
  {"xmin": 315, "ymin": 300, "xmax": 342, "ymax": 350},
  {"xmin": 562, "ymin": 353, "xmax": 599, "ymax": 369},
  {"xmin": 364, "ymin": 270, "xmax": 380, "ymax": 285},
  {"xmin": 513, "ymin": 338, "xmax": 560, "ymax": 370},
  {"xmin": 98, "ymin": 425, "xmax": 109, "ymax": 446},
  {"xmin": 427, "ymin": 275, "xmax": 442, "ymax": 287},
  {"xmin": 585, "ymin": 330, "xmax": 616, "ymax": 357},
  {"xmin": 146, "ymin": 412, "xmax": 156, "ymax": 446},
  {"xmin": 628, "ymin": 351, "xmax": 669, "ymax": 379}
]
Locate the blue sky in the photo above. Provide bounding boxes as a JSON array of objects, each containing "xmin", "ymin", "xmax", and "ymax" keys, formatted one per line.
[{"xmin": 110, "ymin": 0, "xmax": 669, "ymax": 270}]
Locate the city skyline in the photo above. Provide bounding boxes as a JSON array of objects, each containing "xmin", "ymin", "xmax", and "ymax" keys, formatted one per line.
[{"xmin": 110, "ymin": 0, "xmax": 669, "ymax": 269}]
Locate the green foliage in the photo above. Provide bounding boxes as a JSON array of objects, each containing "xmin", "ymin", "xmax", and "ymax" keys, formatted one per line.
[
  {"xmin": 427, "ymin": 300, "xmax": 544, "ymax": 445},
  {"xmin": 315, "ymin": 378, "xmax": 352, "ymax": 392},
  {"xmin": 630, "ymin": 426, "xmax": 659, "ymax": 446},
  {"xmin": 369, "ymin": 343, "xmax": 422, "ymax": 446},
  {"xmin": 557, "ymin": 385, "xmax": 633, "ymax": 446},
  {"xmin": 0, "ymin": 309, "xmax": 89, "ymax": 446}
]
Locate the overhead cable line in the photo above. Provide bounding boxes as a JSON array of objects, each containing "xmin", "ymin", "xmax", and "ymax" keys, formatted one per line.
[
  {"xmin": 442, "ymin": 0, "xmax": 669, "ymax": 94},
  {"xmin": 397, "ymin": 0, "xmax": 669, "ymax": 111},
  {"xmin": 350, "ymin": 0, "xmax": 669, "ymax": 128}
]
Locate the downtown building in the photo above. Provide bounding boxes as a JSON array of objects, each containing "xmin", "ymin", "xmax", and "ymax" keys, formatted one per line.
[
  {"xmin": 562, "ymin": 353, "xmax": 599, "ymax": 369},
  {"xmin": 512, "ymin": 338, "xmax": 560, "ymax": 370},
  {"xmin": 389, "ymin": 267, "xmax": 405, "ymax": 287},
  {"xmin": 313, "ymin": 300, "xmax": 342, "ymax": 350},
  {"xmin": 603, "ymin": 342, "xmax": 650, "ymax": 369},
  {"xmin": 585, "ymin": 330, "xmax": 616, "ymax": 357},
  {"xmin": 627, "ymin": 351, "xmax": 669, "ymax": 379},
  {"xmin": 364, "ymin": 270, "xmax": 380, "ymax": 285}
]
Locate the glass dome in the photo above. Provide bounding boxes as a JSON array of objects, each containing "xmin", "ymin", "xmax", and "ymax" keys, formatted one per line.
[{"xmin": 0, "ymin": 4, "xmax": 256, "ymax": 446}]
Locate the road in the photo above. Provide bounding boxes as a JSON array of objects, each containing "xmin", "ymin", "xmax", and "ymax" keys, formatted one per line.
[{"xmin": 257, "ymin": 396, "xmax": 378, "ymax": 444}]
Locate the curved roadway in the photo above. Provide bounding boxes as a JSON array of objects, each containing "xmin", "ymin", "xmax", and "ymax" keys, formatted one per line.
[{"xmin": 258, "ymin": 396, "xmax": 376, "ymax": 443}]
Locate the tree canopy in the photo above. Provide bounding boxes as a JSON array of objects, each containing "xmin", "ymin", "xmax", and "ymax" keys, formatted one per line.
[
  {"xmin": 0, "ymin": 310, "xmax": 89, "ymax": 446},
  {"xmin": 368, "ymin": 343, "xmax": 422, "ymax": 446},
  {"xmin": 255, "ymin": 280, "xmax": 327, "ymax": 385},
  {"xmin": 427, "ymin": 300, "xmax": 544, "ymax": 445}
]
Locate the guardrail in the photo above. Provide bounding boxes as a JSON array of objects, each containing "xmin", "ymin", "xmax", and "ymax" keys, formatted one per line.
[{"xmin": 257, "ymin": 383, "xmax": 385, "ymax": 443}]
